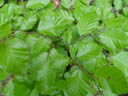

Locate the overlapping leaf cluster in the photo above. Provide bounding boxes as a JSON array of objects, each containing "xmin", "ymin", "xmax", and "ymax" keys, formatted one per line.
[{"xmin": 0, "ymin": 0, "xmax": 128, "ymax": 96}]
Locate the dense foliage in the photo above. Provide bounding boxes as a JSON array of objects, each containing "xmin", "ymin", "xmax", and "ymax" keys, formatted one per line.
[{"xmin": 0, "ymin": 0, "xmax": 128, "ymax": 96}]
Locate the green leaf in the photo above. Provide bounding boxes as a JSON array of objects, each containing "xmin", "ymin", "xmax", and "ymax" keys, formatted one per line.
[
  {"xmin": 13, "ymin": 82, "xmax": 30, "ymax": 96},
  {"xmin": 31, "ymin": 38, "xmax": 51, "ymax": 57},
  {"xmin": 14, "ymin": 31, "xmax": 26, "ymax": 39},
  {"xmin": 0, "ymin": 71, "xmax": 9, "ymax": 81},
  {"xmin": 123, "ymin": 7, "xmax": 128, "ymax": 16},
  {"xmin": 38, "ymin": 10, "xmax": 74, "ymax": 36},
  {"xmin": 76, "ymin": 41, "xmax": 101, "ymax": 59},
  {"xmin": 95, "ymin": 0, "xmax": 114, "ymax": 20},
  {"xmin": 1, "ymin": 0, "xmax": 128, "ymax": 95},
  {"xmin": 12, "ymin": 16, "xmax": 23, "ymax": 30},
  {"xmin": 25, "ymin": 34, "xmax": 40, "ymax": 48},
  {"xmin": 28, "ymin": 52, "xmax": 48, "ymax": 80},
  {"xmin": 77, "ymin": 10, "xmax": 100, "ymax": 35},
  {"xmin": 110, "ymin": 51, "xmax": 128, "ymax": 79},
  {"xmin": 114, "ymin": 0, "xmax": 123, "ymax": 10},
  {"xmin": 61, "ymin": 0, "xmax": 70, "ymax": 9},
  {"xmin": 99, "ymin": 29, "xmax": 128, "ymax": 50},
  {"xmin": 25, "ymin": 34, "xmax": 51, "ymax": 57},
  {"xmin": 73, "ymin": 0, "xmax": 86, "ymax": 8},
  {"xmin": 105, "ymin": 17, "xmax": 128, "ymax": 31},
  {"xmin": 0, "ymin": 22, "xmax": 11, "ymax": 40},
  {"xmin": 124, "ymin": 0, "xmax": 128, "ymax": 6},
  {"xmin": 98, "ymin": 78, "xmax": 117, "ymax": 96},
  {"xmin": 0, "ymin": 0, "xmax": 4, "ymax": 7},
  {"xmin": 76, "ymin": 40, "xmax": 107, "ymax": 72},
  {"xmin": 65, "ymin": 70, "xmax": 91, "ymax": 96},
  {"xmin": 48, "ymin": 48, "xmax": 70, "ymax": 78},
  {"xmin": 2, "ymin": 80, "xmax": 14, "ymax": 96},
  {"xmin": 0, "ymin": 38, "xmax": 29, "ymax": 74},
  {"xmin": 26, "ymin": 0, "xmax": 50, "ymax": 9},
  {"xmin": 0, "ymin": 4, "xmax": 22, "ymax": 19},
  {"xmin": 69, "ymin": 43, "xmax": 78, "ymax": 59},
  {"xmin": 62, "ymin": 26, "xmax": 79, "ymax": 44},
  {"xmin": 20, "ymin": 12, "xmax": 37, "ymax": 31},
  {"xmin": 30, "ymin": 89, "xmax": 39, "ymax": 96},
  {"xmin": 37, "ymin": 65, "xmax": 56, "ymax": 95},
  {"xmin": 95, "ymin": 66, "xmax": 128, "ymax": 94},
  {"xmin": 0, "ymin": 14, "xmax": 8, "ymax": 25}
]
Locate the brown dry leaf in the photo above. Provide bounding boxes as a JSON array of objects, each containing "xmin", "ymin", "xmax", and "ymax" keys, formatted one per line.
[{"xmin": 51, "ymin": 0, "xmax": 61, "ymax": 8}]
